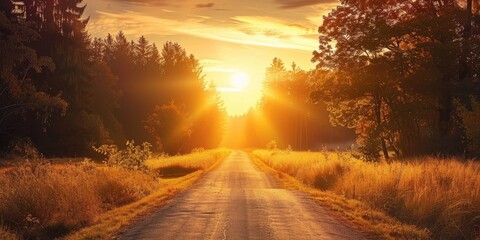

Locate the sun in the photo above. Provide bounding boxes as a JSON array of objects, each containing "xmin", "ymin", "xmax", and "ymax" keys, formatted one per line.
[
  {"xmin": 209, "ymin": 69, "xmax": 262, "ymax": 116},
  {"xmin": 230, "ymin": 71, "xmax": 250, "ymax": 90}
]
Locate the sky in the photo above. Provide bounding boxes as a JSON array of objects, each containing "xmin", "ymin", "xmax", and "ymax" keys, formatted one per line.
[{"xmin": 83, "ymin": 0, "xmax": 339, "ymax": 115}]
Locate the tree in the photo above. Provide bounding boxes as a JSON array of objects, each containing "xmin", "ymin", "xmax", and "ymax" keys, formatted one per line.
[
  {"xmin": 187, "ymin": 84, "xmax": 226, "ymax": 150},
  {"xmin": 0, "ymin": 1, "xmax": 13, "ymax": 19},
  {"xmin": 0, "ymin": 12, "xmax": 66, "ymax": 149},
  {"xmin": 134, "ymin": 36, "xmax": 151, "ymax": 69},
  {"xmin": 13, "ymin": 0, "xmax": 125, "ymax": 155},
  {"xmin": 256, "ymin": 58, "xmax": 354, "ymax": 150},
  {"xmin": 144, "ymin": 102, "xmax": 191, "ymax": 154},
  {"xmin": 156, "ymin": 42, "xmax": 226, "ymax": 152},
  {"xmin": 312, "ymin": 0, "xmax": 480, "ymax": 159}
]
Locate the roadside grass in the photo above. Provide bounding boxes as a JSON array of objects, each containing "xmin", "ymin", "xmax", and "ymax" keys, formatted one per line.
[
  {"xmin": 0, "ymin": 148, "xmax": 230, "ymax": 240},
  {"xmin": 253, "ymin": 150, "xmax": 480, "ymax": 240},
  {"xmin": 147, "ymin": 149, "xmax": 230, "ymax": 175}
]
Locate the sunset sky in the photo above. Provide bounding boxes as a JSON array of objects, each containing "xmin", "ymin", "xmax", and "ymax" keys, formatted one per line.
[{"xmin": 84, "ymin": 0, "xmax": 339, "ymax": 115}]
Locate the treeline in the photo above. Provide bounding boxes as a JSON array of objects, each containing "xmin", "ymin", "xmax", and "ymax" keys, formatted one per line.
[
  {"xmin": 311, "ymin": 0, "xmax": 480, "ymax": 160},
  {"xmin": 0, "ymin": 1, "xmax": 225, "ymax": 156},
  {"xmin": 228, "ymin": 58, "xmax": 354, "ymax": 150}
]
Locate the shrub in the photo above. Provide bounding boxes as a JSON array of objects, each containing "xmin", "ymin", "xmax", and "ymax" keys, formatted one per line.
[
  {"xmin": 266, "ymin": 140, "xmax": 278, "ymax": 150},
  {"xmin": 458, "ymin": 100, "xmax": 480, "ymax": 156},
  {"xmin": 191, "ymin": 147, "xmax": 205, "ymax": 153},
  {"xmin": 93, "ymin": 140, "xmax": 152, "ymax": 171},
  {"xmin": 8, "ymin": 138, "xmax": 43, "ymax": 161}
]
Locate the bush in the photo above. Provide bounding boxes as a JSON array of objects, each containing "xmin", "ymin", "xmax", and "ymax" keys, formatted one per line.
[
  {"xmin": 191, "ymin": 147, "xmax": 205, "ymax": 153},
  {"xmin": 0, "ymin": 160, "xmax": 158, "ymax": 239},
  {"xmin": 266, "ymin": 140, "xmax": 278, "ymax": 150},
  {"xmin": 9, "ymin": 138, "xmax": 43, "ymax": 161},
  {"xmin": 458, "ymin": 100, "xmax": 480, "ymax": 156},
  {"xmin": 93, "ymin": 140, "xmax": 152, "ymax": 171}
]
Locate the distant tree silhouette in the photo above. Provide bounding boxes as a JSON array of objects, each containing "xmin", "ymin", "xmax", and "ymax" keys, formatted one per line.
[
  {"xmin": 244, "ymin": 58, "xmax": 354, "ymax": 150},
  {"xmin": 90, "ymin": 33, "xmax": 226, "ymax": 154},
  {"xmin": 153, "ymin": 42, "xmax": 225, "ymax": 153},
  {"xmin": 145, "ymin": 102, "xmax": 191, "ymax": 154}
]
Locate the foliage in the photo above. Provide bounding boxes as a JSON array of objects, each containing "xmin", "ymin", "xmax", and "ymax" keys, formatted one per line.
[
  {"xmin": 311, "ymin": 0, "xmax": 480, "ymax": 159},
  {"xmin": 285, "ymin": 144, "xmax": 293, "ymax": 152},
  {"xmin": 144, "ymin": 103, "xmax": 191, "ymax": 154},
  {"xmin": 96, "ymin": 35, "xmax": 226, "ymax": 154},
  {"xmin": 458, "ymin": 99, "xmax": 480, "ymax": 156},
  {"xmin": 0, "ymin": 160, "xmax": 158, "ymax": 239},
  {"xmin": 9, "ymin": 138, "xmax": 43, "ymax": 161},
  {"xmin": 0, "ymin": 149, "xmax": 228, "ymax": 239},
  {"xmin": 266, "ymin": 140, "xmax": 278, "ymax": 150},
  {"xmin": 244, "ymin": 58, "xmax": 354, "ymax": 150},
  {"xmin": 146, "ymin": 148, "xmax": 230, "ymax": 172},
  {"xmin": 191, "ymin": 147, "xmax": 205, "ymax": 153},
  {"xmin": 0, "ymin": 12, "xmax": 67, "ymax": 149},
  {"xmin": 93, "ymin": 141, "xmax": 152, "ymax": 171},
  {"xmin": 2, "ymin": 1, "xmax": 226, "ymax": 157},
  {"xmin": 254, "ymin": 150, "xmax": 480, "ymax": 239}
]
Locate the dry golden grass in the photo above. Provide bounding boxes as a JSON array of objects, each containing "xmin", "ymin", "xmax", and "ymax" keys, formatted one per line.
[
  {"xmin": 0, "ymin": 160, "xmax": 158, "ymax": 239},
  {"xmin": 146, "ymin": 148, "xmax": 230, "ymax": 172},
  {"xmin": 64, "ymin": 171, "xmax": 202, "ymax": 240},
  {"xmin": 65, "ymin": 148, "xmax": 230, "ymax": 240},
  {"xmin": 253, "ymin": 150, "xmax": 480, "ymax": 240},
  {"xmin": 0, "ymin": 148, "xmax": 230, "ymax": 240}
]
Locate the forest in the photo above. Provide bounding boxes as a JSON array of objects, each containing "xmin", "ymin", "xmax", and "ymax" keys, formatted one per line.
[
  {"xmin": 0, "ymin": 0, "xmax": 225, "ymax": 156},
  {"xmin": 1, "ymin": 0, "xmax": 480, "ymax": 161}
]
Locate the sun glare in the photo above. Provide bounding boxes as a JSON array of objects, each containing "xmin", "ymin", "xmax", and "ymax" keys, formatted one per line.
[
  {"xmin": 210, "ymin": 69, "xmax": 262, "ymax": 116},
  {"xmin": 230, "ymin": 71, "xmax": 250, "ymax": 90}
]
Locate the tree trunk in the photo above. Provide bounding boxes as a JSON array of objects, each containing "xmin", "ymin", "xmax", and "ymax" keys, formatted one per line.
[
  {"xmin": 374, "ymin": 95, "xmax": 389, "ymax": 160},
  {"xmin": 304, "ymin": 115, "xmax": 308, "ymax": 150},
  {"xmin": 439, "ymin": 74, "xmax": 453, "ymax": 138},
  {"xmin": 458, "ymin": 0, "xmax": 472, "ymax": 105}
]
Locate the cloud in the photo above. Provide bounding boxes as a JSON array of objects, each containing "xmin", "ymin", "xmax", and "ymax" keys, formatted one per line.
[
  {"xmin": 232, "ymin": 16, "xmax": 316, "ymax": 39},
  {"xmin": 87, "ymin": 11, "xmax": 317, "ymax": 51},
  {"xmin": 275, "ymin": 0, "xmax": 337, "ymax": 9},
  {"xmin": 104, "ymin": 0, "xmax": 171, "ymax": 6},
  {"xmin": 195, "ymin": 3, "xmax": 215, "ymax": 8}
]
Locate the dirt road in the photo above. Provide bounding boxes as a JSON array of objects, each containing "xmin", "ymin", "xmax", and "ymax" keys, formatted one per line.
[{"xmin": 119, "ymin": 151, "xmax": 365, "ymax": 239}]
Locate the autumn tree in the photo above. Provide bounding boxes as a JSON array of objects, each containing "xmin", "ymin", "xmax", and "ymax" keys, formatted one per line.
[{"xmin": 312, "ymin": 0, "xmax": 480, "ymax": 159}]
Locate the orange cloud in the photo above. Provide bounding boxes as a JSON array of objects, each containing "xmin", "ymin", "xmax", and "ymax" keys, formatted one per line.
[
  {"xmin": 275, "ymin": 0, "xmax": 337, "ymax": 9},
  {"xmin": 195, "ymin": 3, "xmax": 215, "ymax": 8},
  {"xmin": 88, "ymin": 11, "xmax": 317, "ymax": 51}
]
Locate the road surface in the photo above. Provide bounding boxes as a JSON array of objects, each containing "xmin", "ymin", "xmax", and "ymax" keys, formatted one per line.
[{"xmin": 119, "ymin": 151, "xmax": 366, "ymax": 240}]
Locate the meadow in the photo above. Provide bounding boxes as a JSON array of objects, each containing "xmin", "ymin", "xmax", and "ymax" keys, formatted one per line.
[
  {"xmin": 253, "ymin": 150, "xmax": 480, "ymax": 240},
  {"xmin": 0, "ymin": 149, "xmax": 229, "ymax": 239}
]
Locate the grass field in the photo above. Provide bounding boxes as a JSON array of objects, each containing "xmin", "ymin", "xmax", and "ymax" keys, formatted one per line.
[
  {"xmin": 0, "ymin": 148, "xmax": 230, "ymax": 240},
  {"xmin": 253, "ymin": 150, "xmax": 480, "ymax": 239}
]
